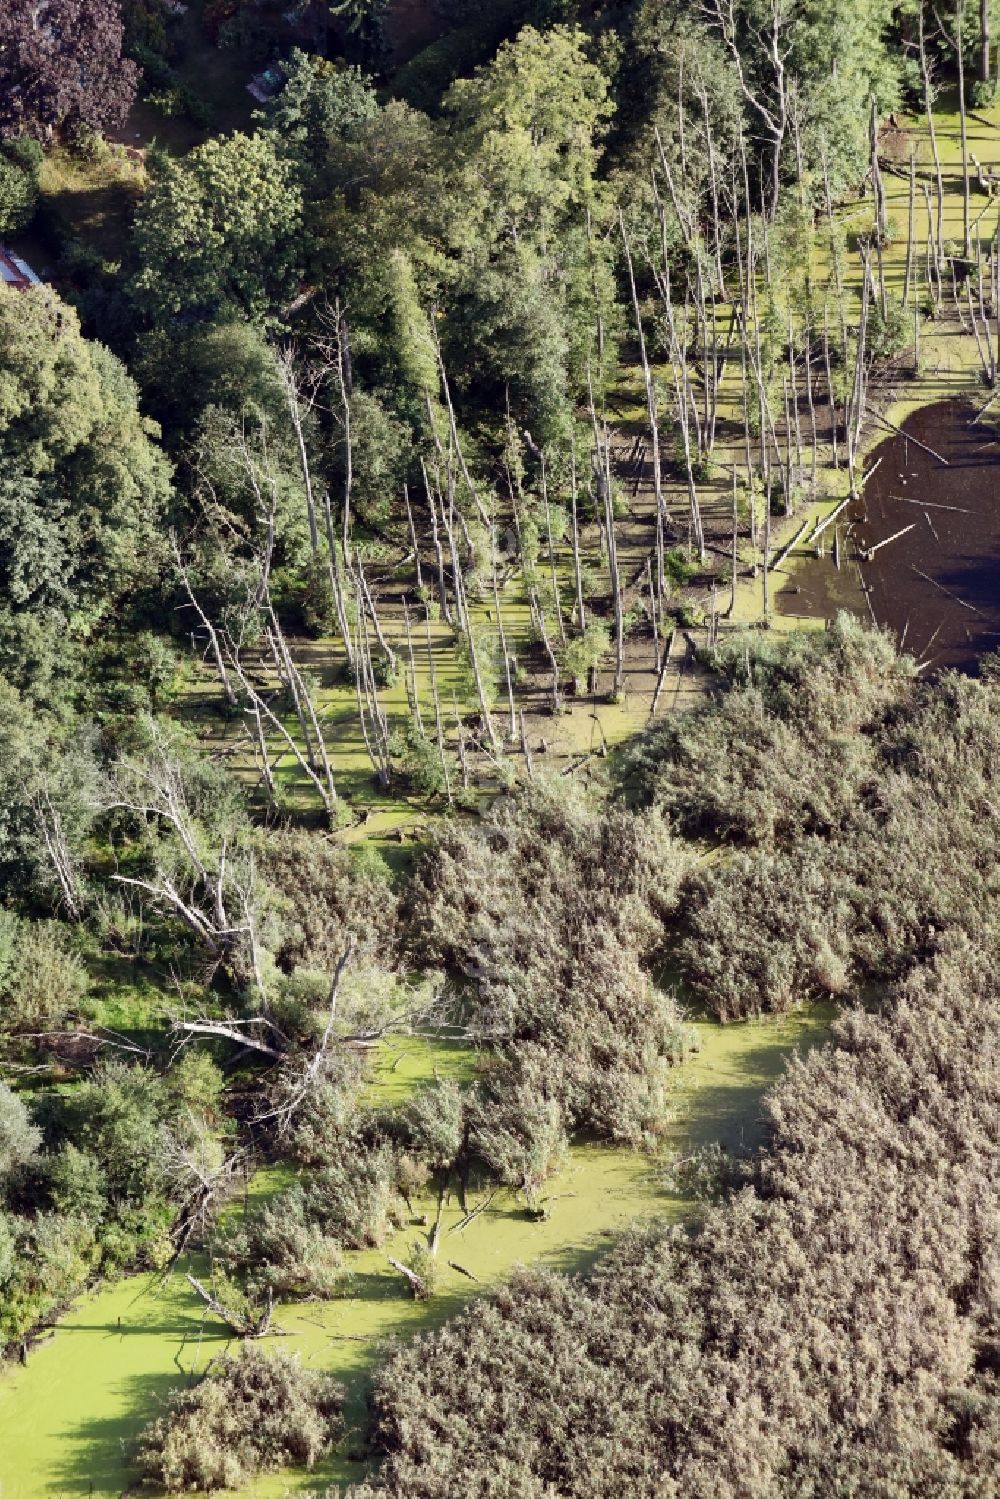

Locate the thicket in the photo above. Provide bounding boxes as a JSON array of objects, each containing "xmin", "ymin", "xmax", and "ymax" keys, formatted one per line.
[
  {"xmin": 405, "ymin": 778, "xmax": 694, "ymax": 1146},
  {"xmin": 623, "ymin": 615, "xmax": 1000, "ymax": 1019},
  {"xmin": 135, "ymin": 1345, "xmax": 344, "ymax": 1491},
  {"xmin": 346, "ymin": 930, "xmax": 1000, "ymax": 1499}
]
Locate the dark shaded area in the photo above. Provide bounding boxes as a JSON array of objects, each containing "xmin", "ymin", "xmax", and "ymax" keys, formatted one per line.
[{"xmin": 779, "ymin": 399, "xmax": 1000, "ymax": 673}]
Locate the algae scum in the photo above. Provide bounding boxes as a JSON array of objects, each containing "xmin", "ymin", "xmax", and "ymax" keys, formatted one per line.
[
  {"xmin": 779, "ymin": 400, "xmax": 1000, "ymax": 672},
  {"xmin": 0, "ymin": 1010, "xmax": 832, "ymax": 1498}
]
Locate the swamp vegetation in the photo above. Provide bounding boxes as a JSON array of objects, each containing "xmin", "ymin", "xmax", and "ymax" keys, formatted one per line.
[{"xmin": 1, "ymin": 0, "xmax": 1000, "ymax": 1495}]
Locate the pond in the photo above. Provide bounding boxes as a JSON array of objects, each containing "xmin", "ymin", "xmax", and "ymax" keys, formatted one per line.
[
  {"xmin": 777, "ymin": 399, "xmax": 1000, "ymax": 673},
  {"xmin": 0, "ymin": 1007, "xmax": 834, "ymax": 1498}
]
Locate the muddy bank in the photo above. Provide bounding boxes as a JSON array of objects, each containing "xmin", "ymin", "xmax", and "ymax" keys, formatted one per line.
[{"xmin": 777, "ymin": 399, "xmax": 1000, "ymax": 672}]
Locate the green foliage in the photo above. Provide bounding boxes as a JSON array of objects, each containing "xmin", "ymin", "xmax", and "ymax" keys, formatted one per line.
[
  {"xmin": 445, "ymin": 26, "xmax": 612, "ymax": 243},
  {"xmin": 401, "ymin": 1078, "xmax": 467, "ymax": 1172},
  {"xmin": 0, "ymin": 1084, "xmax": 41, "ymax": 1187},
  {"xmin": 260, "ymin": 827, "xmax": 398, "ymax": 968},
  {"xmin": 0, "ymin": 150, "xmax": 38, "ymax": 235},
  {"xmin": 0, "ymin": 287, "xmax": 170, "ymax": 695},
  {"xmin": 307, "ymin": 1142, "xmax": 407, "ymax": 1250},
  {"xmin": 130, "ymin": 134, "xmax": 305, "ymax": 323},
  {"xmin": 0, "ymin": 917, "xmax": 89, "ymax": 1035},
  {"xmin": 265, "ymin": 50, "xmax": 378, "ymax": 185},
  {"xmin": 390, "ymin": 719, "xmax": 453, "ymax": 797},
  {"xmin": 135, "ymin": 1345, "xmax": 344, "ymax": 1490},
  {"xmin": 216, "ymin": 1185, "xmax": 346, "ymax": 1299},
  {"xmin": 619, "ymin": 616, "xmax": 1000, "ymax": 1020}
]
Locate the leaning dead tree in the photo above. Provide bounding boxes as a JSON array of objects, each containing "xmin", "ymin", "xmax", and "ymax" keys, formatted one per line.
[
  {"xmin": 33, "ymin": 784, "xmax": 85, "ymax": 922},
  {"xmin": 173, "ymin": 508, "xmax": 340, "ymax": 819},
  {"xmin": 185, "ymin": 1272, "xmax": 276, "ymax": 1339},
  {"xmin": 102, "ymin": 727, "xmax": 267, "ymax": 991}
]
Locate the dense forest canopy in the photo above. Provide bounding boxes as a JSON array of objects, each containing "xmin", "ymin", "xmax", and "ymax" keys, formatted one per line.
[{"xmin": 0, "ymin": 0, "xmax": 998, "ymax": 1494}]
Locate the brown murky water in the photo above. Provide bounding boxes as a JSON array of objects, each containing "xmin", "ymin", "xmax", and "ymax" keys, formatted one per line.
[{"xmin": 777, "ymin": 400, "xmax": 1000, "ymax": 673}]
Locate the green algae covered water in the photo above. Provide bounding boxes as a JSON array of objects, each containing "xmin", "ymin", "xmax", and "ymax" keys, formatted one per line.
[{"xmin": 0, "ymin": 1006, "xmax": 833, "ymax": 1498}]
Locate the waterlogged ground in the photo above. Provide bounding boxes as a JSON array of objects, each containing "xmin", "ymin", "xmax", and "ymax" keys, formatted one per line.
[{"xmin": 0, "ymin": 1006, "xmax": 833, "ymax": 1498}]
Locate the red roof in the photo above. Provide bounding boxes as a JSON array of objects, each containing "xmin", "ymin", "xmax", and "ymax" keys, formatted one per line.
[{"xmin": 0, "ymin": 246, "xmax": 41, "ymax": 290}]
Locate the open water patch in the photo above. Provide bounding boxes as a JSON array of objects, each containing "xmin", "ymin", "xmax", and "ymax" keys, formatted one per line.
[{"xmin": 777, "ymin": 399, "xmax": 1000, "ymax": 673}]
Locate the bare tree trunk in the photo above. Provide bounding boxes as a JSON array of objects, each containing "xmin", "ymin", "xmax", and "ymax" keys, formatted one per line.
[
  {"xmin": 982, "ymin": 0, "xmax": 991, "ymax": 81},
  {"xmin": 421, "ymin": 460, "xmax": 453, "ymax": 626},
  {"xmin": 423, "ymin": 606, "xmax": 452, "ymax": 804},
  {"xmin": 404, "ymin": 483, "xmax": 423, "ymax": 593},
  {"xmin": 278, "ymin": 348, "xmax": 320, "ymax": 553},
  {"xmin": 587, "ymin": 366, "xmax": 625, "ymax": 697},
  {"xmin": 903, "ymin": 147, "xmax": 917, "ymax": 309},
  {"xmin": 569, "ymin": 435, "xmax": 587, "ymax": 630},
  {"xmin": 619, "ymin": 206, "xmax": 668, "ymax": 598},
  {"xmin": 320, "ymin": 488, "xmax": 355, "ymax": 671},
  {"xmin": 919, "ymin": 6, "xmax": 947, "ymax": 269}
]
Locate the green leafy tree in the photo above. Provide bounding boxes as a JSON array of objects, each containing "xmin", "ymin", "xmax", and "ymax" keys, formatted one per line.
[
  {"xmin": 445, "ymin": 25, "xmax": 612, "ymax": 248},
  {"xmin": 0, "ymin": 153, "xmax": 38, "ymax": 234},
  {"xmin": 0, "ymin": 1084, "xmax": 41, "ymax": 1186},
  {"xmin": 0, "ymin": 287, "xmax": 170, "ymax": 692},
  {"xmin": 265, "ymin": 49, "xmax": 378, "ymax": 185},
  {"xmin": 131, "ymin": 134, "xmax": 305, "ymax": 322}
]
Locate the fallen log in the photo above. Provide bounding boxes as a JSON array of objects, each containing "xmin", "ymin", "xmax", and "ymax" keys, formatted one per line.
[
  {"xmin": 888, "ymin": 494, "xmax": 969, "ymax": 512},
  {"xmin": 871, "ymin": 414, "xmax": 949, "ymax": 465},
  {"xmin": 811, "ymin": 495, "xmax": 853, "ymax": 543},
  {"xmin": 387, "ymin": 1256, "xmax": 428, "ymax": 1300},
  {"xmin": 769, "ymin": 517, "xmax": 812, "ymax": 573},
  {"xmin": 863, "ymin": 523, "xmax": 915, "ymax": 560},
  {"xmin": 448, "ymin": 1189, "xmax": 498, "ymax": 1237},
  {"xmin": 911, "ymin": 564, "xmax": 986, "ymax": 616},
  {"xmin": 650, "ymin": 629, "xmax": 675, "ymax": 716}
]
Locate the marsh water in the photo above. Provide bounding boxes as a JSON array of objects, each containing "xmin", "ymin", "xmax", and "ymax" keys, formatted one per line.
[
  {"xmin": 0, "ymin": 1008, "xmax": 834, "ymax": 1498},
  {"xmin": 777, "ymin": 400, "xmax": 1000, "ymax": 672}
]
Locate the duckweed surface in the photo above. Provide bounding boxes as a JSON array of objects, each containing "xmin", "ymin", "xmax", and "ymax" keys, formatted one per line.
[{"xmin": 0, "ymin": 1006, "xmax": 832, "ymax": 1497}]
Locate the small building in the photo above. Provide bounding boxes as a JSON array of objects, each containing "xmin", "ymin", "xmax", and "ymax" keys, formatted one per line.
[{"xmin": 0, "ymin": 246, "xmax": 41, "ymax": 291}]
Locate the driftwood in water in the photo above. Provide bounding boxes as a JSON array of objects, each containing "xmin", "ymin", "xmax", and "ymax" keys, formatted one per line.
[
  {"xmin": 448, "ymin": 1189, "xmax": 498, "ymax": 1237},
  {"xmin": 186, "ymin": 1274, "xmax": 274, "ymax": 1338},
  {"xmin": 769, "ymin": 517, "xmax": 812, "ymax": 573},
  {"xmin": 911, "ymin": 564, "xmax": 986, "ymax": 615},
  {"xmin": 863, "ymin": 523, "xmax": 915, "ymax": 560},
  {"xmin": 889, "ymin": 494, "xmax": 969, "ymax": 513},
  {"xmin": 811, "ymin": 494, "xmax": 852, "ymax": 543},
  {"xmin": 387, "ymin": 1256, "xmax": 428, "ymax": 1299},
  {"xmin": 872, "ymin": 415, "xmax": 949, "ymax": 465},
  {"xmin": 650, "ymin": 630, "xmax": 675, "ymax": 716}
]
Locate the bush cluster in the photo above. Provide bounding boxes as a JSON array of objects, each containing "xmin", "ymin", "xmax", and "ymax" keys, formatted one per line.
[
  {"xmin": 622, "ymin": 615, "xmax": 1000, "ymax": 1018},
  {"xmin": 135, "ymin": 1345, "xmax": 344, "ymax": 1491},
  {"xmin": 347, "ymin": 931, "xmax": 1000, "ymax": 1498},
  {"xmin": 404, "ymin": 776, "xmax": 694, "ymax": 1146}
]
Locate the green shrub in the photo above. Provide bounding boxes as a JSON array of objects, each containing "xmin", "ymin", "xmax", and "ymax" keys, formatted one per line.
[
  {"xmin": 216, "ymin": 1186, "xmax": 345, "ymax": 1300},
  {"xmin": 307, "ymin": 1143, "xmax": 407, "ymax": 1250},
  {"xmin": 0, "ymin": 917, "xmax": 88, "ymax": 1034},
  {"xmin": 405, "ymin": 776, "xmax": 693, "ymax": 1145},
  {"xmin": 135, "ymin": 1345, "xmax": 344, "ymax": 1491},
  {"xmin": 0, "ymin": 154, "xmax": 38, "ymax": 235},
  {"xmin": 0, "ymin": 1083, "xmax": 40, "ymax": 1186}
]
